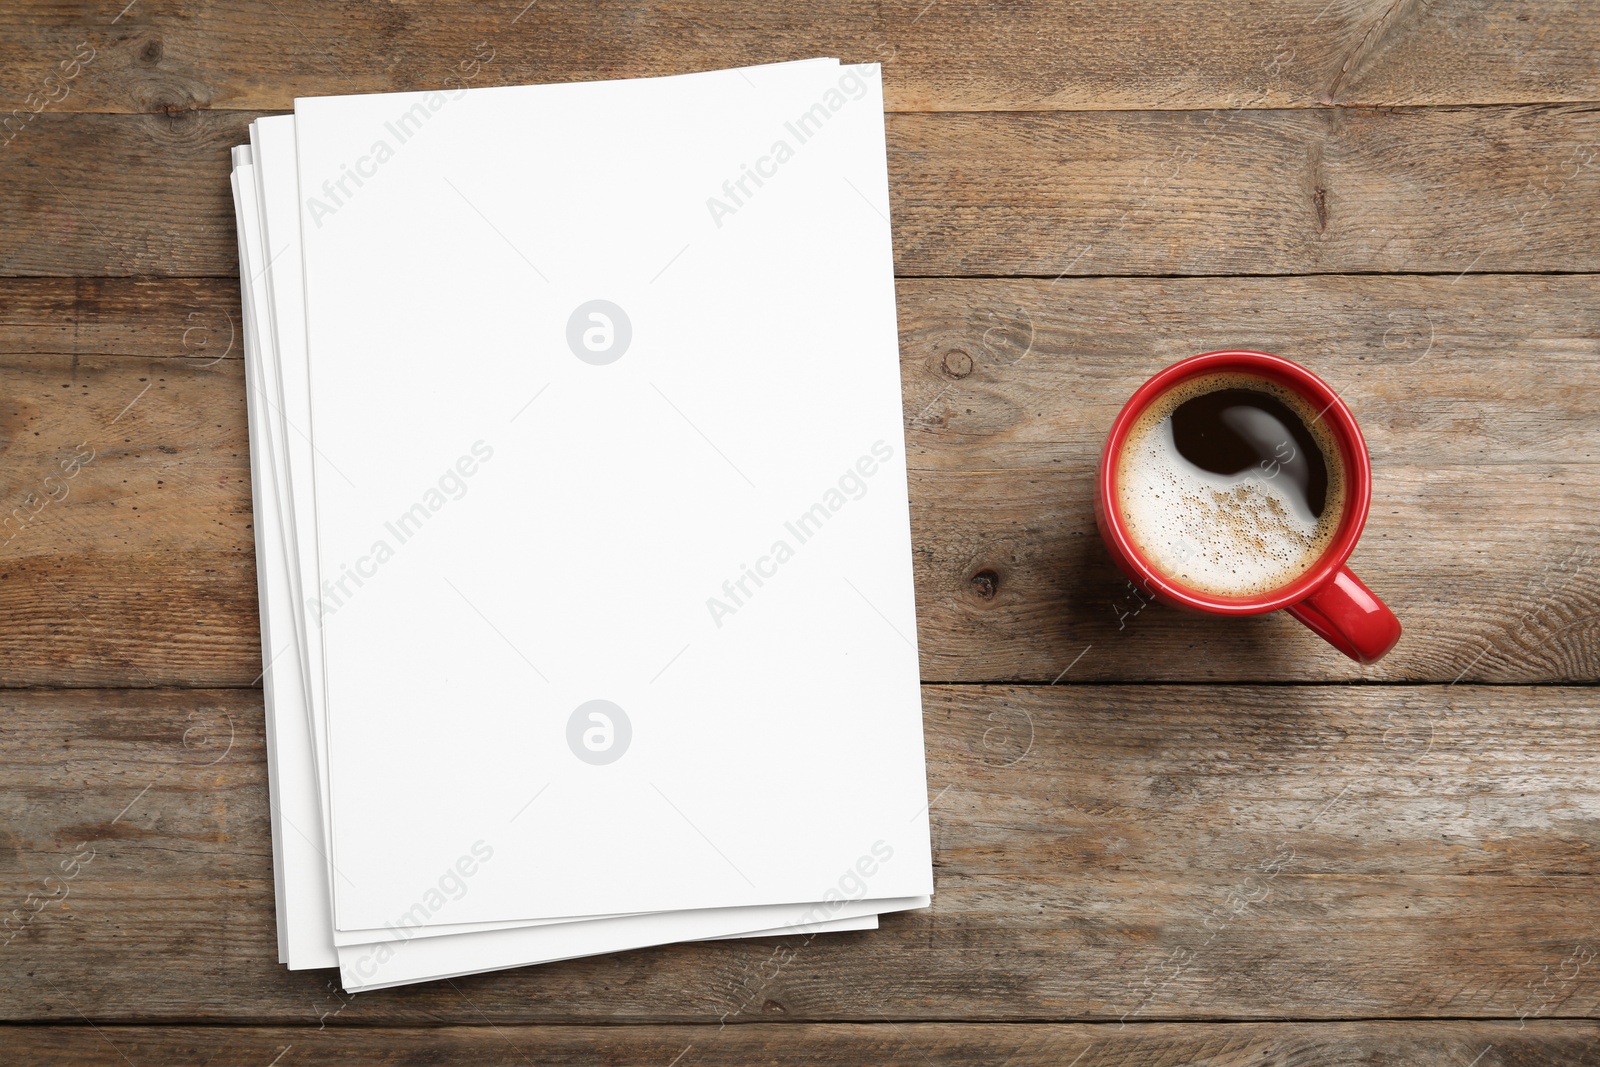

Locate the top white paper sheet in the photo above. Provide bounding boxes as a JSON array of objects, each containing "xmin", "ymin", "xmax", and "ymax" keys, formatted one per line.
[
  {"xmin": 243, "ymin": 78, "xmax": 924, "ymax": 977},
  {"xmin": 293, "ymin": 61, "xmax": 931, "ymax": 931}
]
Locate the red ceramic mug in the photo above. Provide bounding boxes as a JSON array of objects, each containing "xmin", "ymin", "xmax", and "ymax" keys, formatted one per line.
[{"xmin": 1095, "ymin": 350, "xmax": 1401, "ymax": 663}]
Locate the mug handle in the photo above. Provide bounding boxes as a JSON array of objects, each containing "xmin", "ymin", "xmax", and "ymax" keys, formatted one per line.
[{"xmin": 1285, "ymin": 566, "xmax": 1402, "ymax": 664}]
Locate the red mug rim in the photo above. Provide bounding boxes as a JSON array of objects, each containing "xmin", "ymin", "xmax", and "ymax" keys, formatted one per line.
[{"xmin": 1098, "ymin": 350, "xmax": 1373, "ymax": 615}]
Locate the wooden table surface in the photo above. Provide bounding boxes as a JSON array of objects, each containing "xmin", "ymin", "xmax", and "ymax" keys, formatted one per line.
[{"xmin": 2, "ymin": 1, "xmax": 1598, "ymax": 1063}]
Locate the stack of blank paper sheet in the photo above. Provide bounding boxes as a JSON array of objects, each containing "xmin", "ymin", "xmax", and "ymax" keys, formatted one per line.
[{"xmin": 229, "ymin": 58, "xmax": 932, "ymax": 991}]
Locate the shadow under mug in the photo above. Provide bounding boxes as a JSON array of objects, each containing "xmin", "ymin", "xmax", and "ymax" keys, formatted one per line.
[{"xmin": 1094, "ymin": 350, "xmax": 1402, "ymax": 664}]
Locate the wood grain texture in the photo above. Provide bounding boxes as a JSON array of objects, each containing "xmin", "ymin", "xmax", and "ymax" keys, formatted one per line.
[
  {"xmin": 900, "ymin": 274, "xmax": 1600, "ymax": 683},
  {"xmin": 2, "ymin": 685, "xmax": 1598, "ymax": 1023},
  {"xmin": 3, "ymin": 1021, "xmax": 1597, "ymax": 1066},
  {"xmin": 2, "ymin": 275, "xmax": 1593, "ymax": 687},
  {"xmin": 3, "ymin": 105, "xmax": 1598, "ymax": 278},
  {"xmin": 891, "ymin": 105, "xmax": 1600, "ymax": 277},
  {"xmin": 2, "ymin": 0, "xmax": 1597, "ymax": 114}
]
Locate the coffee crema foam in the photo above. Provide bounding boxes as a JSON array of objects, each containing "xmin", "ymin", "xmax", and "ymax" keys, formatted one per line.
[{"xmin": 1115, "ymin": 372, "xmax": 1346, "ymax": 597}]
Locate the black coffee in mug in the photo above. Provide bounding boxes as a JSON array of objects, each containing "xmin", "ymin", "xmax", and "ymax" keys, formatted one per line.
[{"xmin": 1115, "ymin": 372, "xmax": 1347, "ymax": 597}]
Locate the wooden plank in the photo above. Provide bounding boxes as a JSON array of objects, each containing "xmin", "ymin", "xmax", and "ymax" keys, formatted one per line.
[
  {"xmin": 3, "ymin": 105, "xmax": 1598, "ymax": 278},
  {"xmin": 2, "ymin": 685, "xmax": 1598, "ymax": 1023},
  {"xmin": 890, "ymin": 105, "xmax": 1600, "ymax": 278},
  {"xmin": 1, "ymin": 0, "xmax": 1596, "ymax": 114},
  {"xmin": 2, "ymin": 1020, "xmax": 1597, "ymax": 1065},
  {"xmin": 2, "ymin": 274, "xmax": 1594, "ymax": 687},
  {"xmin": 0, "ymin": 111, "xmax": 253, "ymax": 279},
  {"xmin": 0, "ymin": 278, "xmax": 254, "ymax": 689},
  {"xmin": 900, "ymin": 275, "xmax": 1600, "ymax": 683}
]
